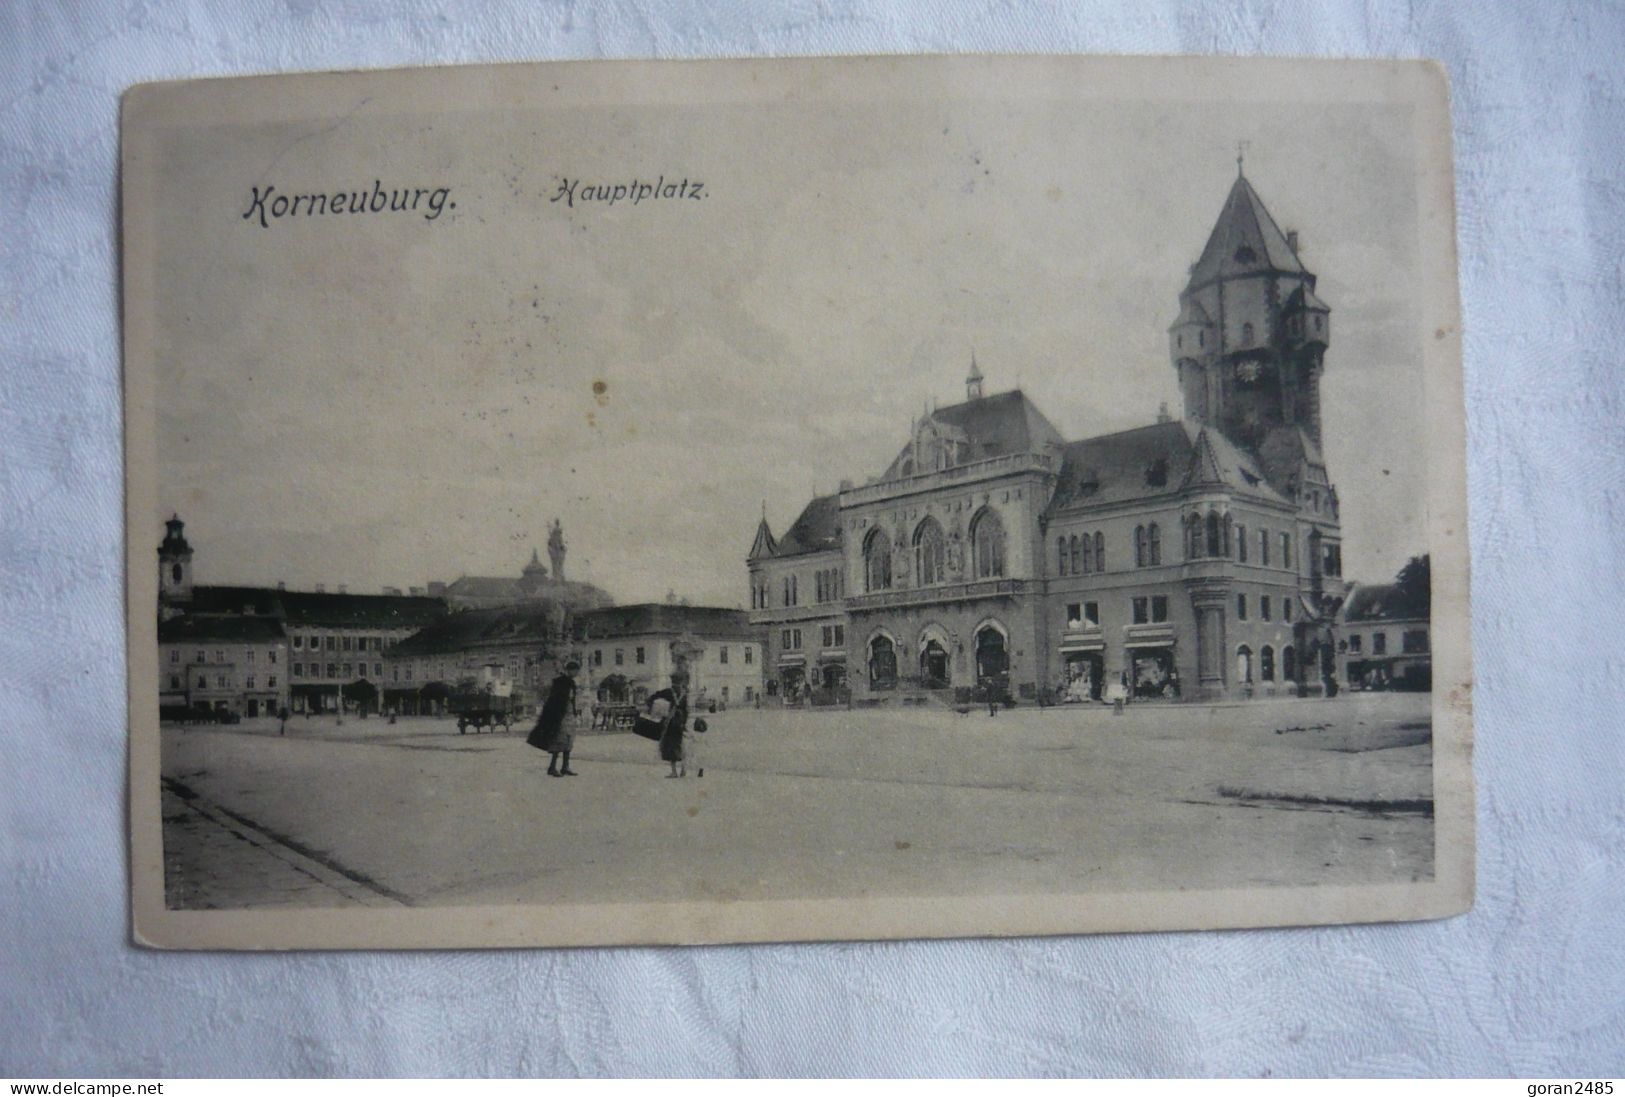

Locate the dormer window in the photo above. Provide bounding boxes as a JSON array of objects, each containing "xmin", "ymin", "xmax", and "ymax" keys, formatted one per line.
[
  {"xmin": 1234, "ymin": 245, "xmax": 1257, "ymax": 264},
  {"xmin": 1078, "ymin": 467, "xmax": 1101, "ymax": 496},
  {"xmin": 1241, "ymin": 322, "xmax": 1255, "ymax": 346},
  {"xmin": 1145, "ymin": 458, "xmax": 1168, "ymax": 488}
]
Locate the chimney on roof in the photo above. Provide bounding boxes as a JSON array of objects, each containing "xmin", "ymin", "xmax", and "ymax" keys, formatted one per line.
[
  {"xmin": 276, "ymin": 580, "xmax": 286, "ymax": 591},
  {"xmin": 1286, "ymin": 229, "xmax": 1299, "ymax": 254},
  {"xmin": 839, "ymin": 478, "xmax": 854, "ymax": 491},
  {"xmin": 315, "ymin": 583, "xmax": 325, "ymax": 593},
  {"xmin": 409, "ymin": 586, "xmax": 425, "ymax": 596},
  {"xmin": 337, "ymin": 584, "xmax": 347, "ymax": 594},
  {"xmin": 1157, "ymin": 401, "xmax": 1172, "ymax": 423}
]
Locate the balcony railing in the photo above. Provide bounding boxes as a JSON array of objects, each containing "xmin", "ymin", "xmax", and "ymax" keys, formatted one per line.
[
  {"xmin": 846, "ymin": 578, "xmax": 1027, "ymax": 611},
  {"xmin": 839, "ymin": 452, "xmax": 1056, "ymax": 507}
]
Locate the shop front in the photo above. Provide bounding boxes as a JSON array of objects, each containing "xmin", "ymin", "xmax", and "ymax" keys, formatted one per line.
[
  {"xmin": 777, "ymin": 656, "xmax": 807, "ymax": 703},
  {"xmin": 1059, "ymin": 640, "xmax": 1105, "ymax": 703},
  {"xmin": 1126, "ymin": 639, "xmax": 1180, "ymax": 700}
]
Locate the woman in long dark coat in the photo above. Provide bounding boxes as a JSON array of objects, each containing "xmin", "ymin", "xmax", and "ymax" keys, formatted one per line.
[
  {"xmin": 651, "ymin": 671, "xmax": 690, "ymax": 778},
  {"xmin": 527, "ymin": 660, "xmax": 580, "ymax": 777}
]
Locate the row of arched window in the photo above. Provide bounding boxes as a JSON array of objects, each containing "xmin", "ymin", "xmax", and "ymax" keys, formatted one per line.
[
  {"xmin": 1057, "ymin": 531, "xmax": 1105, "ymax": 576},
  {"xmin": 864, "ymin": 509, "xmax": 1007, "ymax": 593},
  {"xmin": 1236, "ymin": 643, "xmax": 1297, "ymax": 684},
  {"xmin": 1056, "ymin": 524, "xmax": 1167, "ymax": 575}
]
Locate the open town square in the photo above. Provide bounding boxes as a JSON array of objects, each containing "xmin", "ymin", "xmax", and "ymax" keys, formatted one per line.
[{"xmin": 161, "ymin": 690, "xmax": 1432, "ymax": 910}]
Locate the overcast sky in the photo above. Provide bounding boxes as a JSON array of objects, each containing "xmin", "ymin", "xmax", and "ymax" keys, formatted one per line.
[{"xmin": 154, "ymin": 66, "xmax": 1428, "ymax": 606}]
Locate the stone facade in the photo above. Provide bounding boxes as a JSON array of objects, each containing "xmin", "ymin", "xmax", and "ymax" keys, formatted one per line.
[{"xmin": 747, "ymin": 168, "xmax": 1351, "ymax": 705}]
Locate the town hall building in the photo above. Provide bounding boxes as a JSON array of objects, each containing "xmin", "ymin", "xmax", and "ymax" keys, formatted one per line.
[{"xmin": 748, "ymin": 166, "xmax": 1349, "ymax": 703}]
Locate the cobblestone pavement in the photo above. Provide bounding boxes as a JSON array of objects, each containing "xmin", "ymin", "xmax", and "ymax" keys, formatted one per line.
[{"xmin": 159, "ymin": 691, "xmax": 1436, "ymax": 909}]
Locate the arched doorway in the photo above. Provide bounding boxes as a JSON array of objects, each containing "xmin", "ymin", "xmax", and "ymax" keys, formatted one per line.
[
  {"xmin": 869, "ymin": 634, "xmax": 898, "ymax": 691},
  {"xmin": 1236, "ymin": 645, "xmax": 1253, "ymax": 685},
  {"xmin": 974, "ymin": 626, "xmax": 1008, "ymax": 697},
  {"xmin": 920, "ymin": 639, "xmax": 950, "ymax": 688}
]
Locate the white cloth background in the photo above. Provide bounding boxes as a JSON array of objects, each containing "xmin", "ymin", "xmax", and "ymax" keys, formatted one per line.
[{"xmin": 3, "ymin": 0, "xmax": 1623, "ymax": 1077}]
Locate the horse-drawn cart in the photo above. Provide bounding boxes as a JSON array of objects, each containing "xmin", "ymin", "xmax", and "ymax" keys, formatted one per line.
[{"xmin": 450, "ymin": 678, "xmax": 516, "ymax": 734}]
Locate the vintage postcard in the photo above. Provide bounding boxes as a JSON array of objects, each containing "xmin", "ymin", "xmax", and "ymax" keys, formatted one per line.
[{"xmin": 124, "ymin": 55, "xmax": 1472, "ymax": 949}]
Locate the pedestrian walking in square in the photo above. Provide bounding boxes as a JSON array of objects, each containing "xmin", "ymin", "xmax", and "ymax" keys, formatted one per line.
[
  {"xmin": 688, "ymin": 717, "xmax": 708, "ymax": 778},
  {"xmin": 650, "ymin": 670, "xmax": 691, "ymax": 778},
  {"xmin": 527, "ymin": 660, "xmax": 580, "ymax": 777}
]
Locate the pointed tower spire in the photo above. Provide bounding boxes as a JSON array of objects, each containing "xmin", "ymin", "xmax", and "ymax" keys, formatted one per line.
[
  {"xmin": 748, "ymin": 509, "xmax": 778, "ymax": 561},
  {"xmin": 966, "ymin": 349, "xmax": 984, "ymax": 401}
]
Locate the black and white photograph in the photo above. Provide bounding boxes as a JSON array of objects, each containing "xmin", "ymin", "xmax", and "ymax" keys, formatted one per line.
[{"xmin": 123, "ymin": 55, "xmax": 1471, "ymax": 949}]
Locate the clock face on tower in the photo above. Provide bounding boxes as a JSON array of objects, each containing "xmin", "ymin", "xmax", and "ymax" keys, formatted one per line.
[{"xmin": 1236, "ymin": 359, "xmax": 1262, "ymax": 385}]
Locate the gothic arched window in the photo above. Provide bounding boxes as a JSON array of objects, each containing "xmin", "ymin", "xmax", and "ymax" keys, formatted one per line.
[
  {"xmin": 1283, "ymin": 645, "xmax": 1296, "ymax": 681},
  {"xmin": 863, "ymin": 529, "xmax": 892, "ymax": 592},
  {"xmin": 1261, "ymin": 645, "xmax": 1275, "ymax": 682},
  {"xmin": 914, "ymin": 518, "xmax": 946, "ymax": 586},
  {"xmin": 1094, "ymin": 531, "xmax": 1105, "ymax": 572},
  {"xmin": 1241, "ymin": 321, "xmax": 1255, "ymax": 345},
  {"xmin": 1069, "ymin": 534, "xmax": 1081, "ymax": 575},
  {"xmin": 172, "ymin": 563, "xmax": 183, "ymax": 583},
  {"xmin": 970, "ymin": 508, "xmax": 1006, "ymax": 579},
  {"xmin": 1057, "ymin": 536, "xmax": 1069, "ymax": 576},
  {"xmin": 1148, "ymin": 523, "xmax": 1161, "ymax": 566},
  {"xmin": 1134, "ymin": 525, "xmax": 1146, "ymax": 568},
  {"xmin": 1206, "ymin": 511, "xmax": 1223, "ymax": 557}
]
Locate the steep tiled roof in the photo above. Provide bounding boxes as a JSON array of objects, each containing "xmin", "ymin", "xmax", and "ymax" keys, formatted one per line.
[
  {"xmin": 774, "ymin": 494, "xmax": 841, "ymax": 558},
  {"xmin": 444, "ymin": 576, "xmax": 525, "ymax": 599},
  {"xmin": 388, "ymin": 603, "xmax": 566, "ymax": 657},
  {"xmin": 1342, "ymin": 582, "xmax": 1428, "ymax": 623},
  {"xmin": 748, "ymin": 516, "xmax": 779, "ymax": 561},
  {"xmin": 927, "ymin": 388, "xmax": 1064, "ymax": 460},
  {"xmin": 1255, "ymin": 425, "xmax": 1326, "ymax": 496},
  {"xmin": 158, "ymin": 614, "xmax": 287, "ymax": 644},
  {"xmin": 1284, "ymin": 283, "xmax": 1330, "ymax": 312},
  {"xmin": 1185, "ymin": 174, "xmax": 1306, "ymax": 292},
  {"xmin": 1047, "ymin": 420, "xmax": 1287, "ymax": 514},
  {"xmin": 575, "ymin": 604, "xmax": 756, "ymax": 641},
  {"xmin": 280, "ymin": 590, "xmax": 448, "ymax": 629},
  {"xmin": 187, "ymin": 585, "xmax": 448, "ymax": 628},
  {"xmin": 880, "ymin": 389, "xmax": 1066, "ymax": 480}
]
